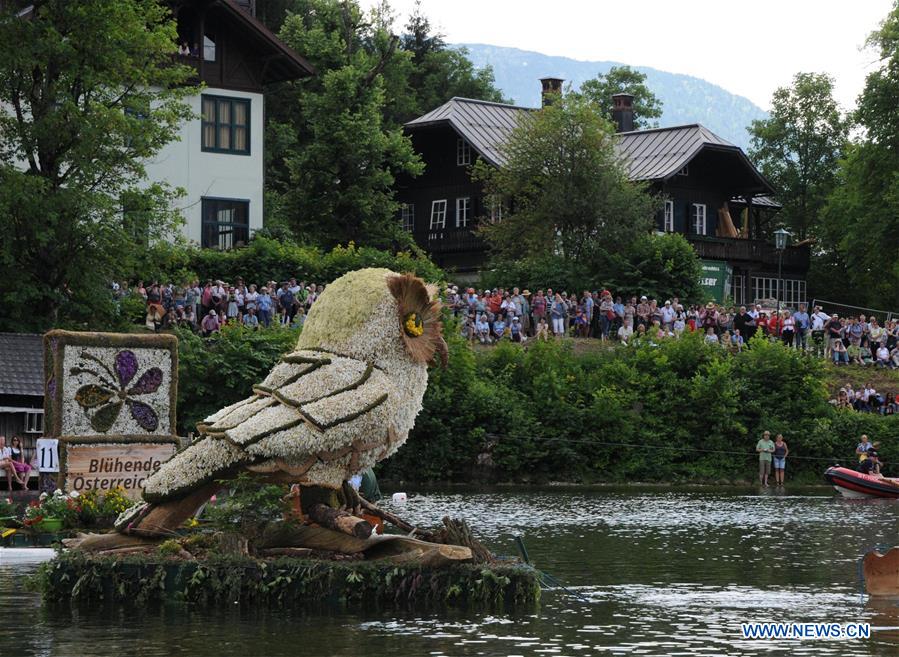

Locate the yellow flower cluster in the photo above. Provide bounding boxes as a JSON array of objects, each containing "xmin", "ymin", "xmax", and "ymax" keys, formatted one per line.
[{"xmin": 404, "ymin": 313, "xmax": 424, "ymax": 337}]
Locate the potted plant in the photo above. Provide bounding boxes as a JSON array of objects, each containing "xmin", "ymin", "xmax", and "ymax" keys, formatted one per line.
[{"xmin": 23, "ymin": 490, "xmax": 80, "ymax": 533}]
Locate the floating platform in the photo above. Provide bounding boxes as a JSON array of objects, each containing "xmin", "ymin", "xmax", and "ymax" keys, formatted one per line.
[{"xmin": 34, "ymin": 552, "xmax": 541, "ymax": 610}]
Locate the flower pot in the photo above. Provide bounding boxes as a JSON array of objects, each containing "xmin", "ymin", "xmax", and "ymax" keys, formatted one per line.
[{"xmin": 36, "ymin": 517, "xmax": 63, "ymax": 533}]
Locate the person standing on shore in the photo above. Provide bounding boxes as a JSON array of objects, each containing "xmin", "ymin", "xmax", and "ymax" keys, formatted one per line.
[
  {"xmin": 756, "ymin": 431, "xmax": 775, "ymax": 487},
  {"xmin": 772, "ymin": 434, "xmax": 789, "ymax": 486}
]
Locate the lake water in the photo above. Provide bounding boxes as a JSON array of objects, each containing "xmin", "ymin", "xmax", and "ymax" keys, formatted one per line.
[{"xmin": 4, "ymin": 487, "xmax": 899, "ymax": 656}]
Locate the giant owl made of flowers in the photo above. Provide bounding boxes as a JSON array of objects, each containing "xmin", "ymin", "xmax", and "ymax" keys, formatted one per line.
[{"xmin": 141, "ymin": 268, "xmax": 446, "ymax": 503}]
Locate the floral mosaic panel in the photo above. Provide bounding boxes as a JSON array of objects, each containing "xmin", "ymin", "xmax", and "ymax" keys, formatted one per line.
[{"xmin": 44, "ymin": 332, "xmax": 178, "ymax": 439}]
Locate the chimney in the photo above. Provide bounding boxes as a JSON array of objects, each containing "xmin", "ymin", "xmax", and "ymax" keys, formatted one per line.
[
  {"xmin": 540, "ymin": 77, "xmax": 564, "ymax": 107},
  {"xmin": 611, "ymin": 93, "xmax": 635, "ymax": 132}
]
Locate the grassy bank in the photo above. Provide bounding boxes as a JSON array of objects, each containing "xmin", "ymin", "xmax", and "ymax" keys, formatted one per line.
[{"xmin": 175, "ymin": 326, "xmax": 899, "ymax": 486}]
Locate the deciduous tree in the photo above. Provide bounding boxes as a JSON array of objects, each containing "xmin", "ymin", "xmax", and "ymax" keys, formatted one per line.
[
  {"xmin": 576, "ymin": 66, "xmax": 663, "ymax": 129},
  {"xmin": 748, "ymin": 73, "xmax": 848, "ymax": 242},
  {"xmin": 0, "ymin": 0, "xmax": 192, "ymax": 331}
]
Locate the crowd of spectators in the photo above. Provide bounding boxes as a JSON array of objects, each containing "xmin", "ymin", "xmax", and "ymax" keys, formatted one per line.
[
  {"xmin": 833, "ymin": 385, "xmax": 899, "ymax": 415},
  {"xmin": 443, "ymin": 286, "xmax": 899, "ymax": 363},
  {"xmin": 113, "ymin": 278, "xmax": 324, "ymax": 336},
  {"xmin": 115, "ymin": 278, "xmax": 899, "ymax": 368}
]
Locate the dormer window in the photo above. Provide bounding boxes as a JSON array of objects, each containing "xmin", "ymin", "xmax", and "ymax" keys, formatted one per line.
[
  {"xmin": 457, "ymin": 139, "xmax": 471, "ymax": 166},
  {"xmin": 677, "ymin": 165, "xmax": 689, "ymax": 176}
]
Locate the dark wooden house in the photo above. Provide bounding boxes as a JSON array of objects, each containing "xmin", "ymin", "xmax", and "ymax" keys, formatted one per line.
[
  {"xmin": 0, "ymin": 333, "xmax": 44, "ymax": 473},
  {"xmin": 395, "ymin": 87, "xmax": 810, "ymax": 305}
]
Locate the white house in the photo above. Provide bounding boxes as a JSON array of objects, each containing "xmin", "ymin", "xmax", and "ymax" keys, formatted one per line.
[{"xmin": 151, "ymin": 0, "xmax": 313, "ymax": 248}]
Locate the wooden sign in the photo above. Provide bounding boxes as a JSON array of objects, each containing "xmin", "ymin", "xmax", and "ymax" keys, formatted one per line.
[{"xmin": 64, "ymin": 443, "xmax": 177, "ymax": 500}]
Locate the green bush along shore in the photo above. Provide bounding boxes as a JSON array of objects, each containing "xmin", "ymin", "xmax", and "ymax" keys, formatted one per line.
[{"xmin": 175, "ymin": 324, "xmax": 899, "ymax": 485}]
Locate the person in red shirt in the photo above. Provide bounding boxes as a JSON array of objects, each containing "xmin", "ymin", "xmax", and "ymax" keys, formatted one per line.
[
  {"xmin": 486, "ymin": 290, "xmax": 502, "ymax": 314},
  {"xmin": 756, "ymin": 312, "xmax": 769, "ymax": 336},
  {"xmin": 766, "ymin": 311, "xmax": 782, "ymax": 338}
]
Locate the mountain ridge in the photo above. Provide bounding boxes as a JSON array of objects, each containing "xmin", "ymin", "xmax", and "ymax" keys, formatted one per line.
[{"xmin": 454, "ymin": 43, "xmax": 767, "ymax": 150}]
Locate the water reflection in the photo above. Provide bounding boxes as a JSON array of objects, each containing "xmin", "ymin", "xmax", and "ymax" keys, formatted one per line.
[{"xmin": 4, "ymin": 488, "xmax": 899, "ymax": 656}]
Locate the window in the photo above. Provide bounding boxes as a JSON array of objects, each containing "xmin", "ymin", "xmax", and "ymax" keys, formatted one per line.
[
  {"xmin": 202, "ymin": 95, "xmax": 250, "ymax": 155},
  {"xmin": 677, "ymin": 165, "xmax": 689, "ymax": 176},
  {"xmin": 730, "ymin": 274, "xmax": 745, "ymax": 306},
  {"xmin": 691, "ymin": 203, "xmax": 707, "ymax": 235},
  {"xmin": 202, "ymin": 198, "xmax": 249, "ymax": 249},
  {"xmin": 456, "ymin": 138, "xmax": 471, "ymax": 166},
  {"xmin": 430, "ymin": 199, "xmax": 447, "ymax": 229},
  {"xmin": 400, "ymin": 203, "xmax": 415, "ymax": 232},
  {"xmin": 203, "ymin": 33, "xmax": 216, "ymax": 61},
  {"xmin": 456, "ymin": 197, "xmax": 471, "ymax": 228},
  {"xmin": 488, "ymin": 195, "xmax": 504, "ymax": 222},
  {"xmin": 25, "ymin": 411, "xmax": 43, "ymax": 434},
  {"xmin": 752, "ymin": 277, "xmax": 806, "ymax": 307},
  {"xmin": 663, "ymin": 200, "xmax": 674, "ymax": 232}
]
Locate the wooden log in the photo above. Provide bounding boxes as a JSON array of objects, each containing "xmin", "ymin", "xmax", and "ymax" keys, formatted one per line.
[
  {"xmin": 256, "ymin": 547, "xmax": 315, "ymax": 558},
  {"xmin": 130, "ymin": 482, "xmax": 223, "ymax": 538},
  {"xmin": 359, "ymin": 497, "xmax": 417, "ymax": 534},
  {"xmin": 307, "ymin": 503, "xmax": 373, "ymax": 539},
  {"xmin": 363, "ymin": 535, "xmax": 472, "ymax": 567},
  {"xmin": 863, "ymin": 547, "xmax": 899, "ymax": 596},
  {"xmin": 257, "ymin": 522, "xmax": 370, "ymax": 554}
]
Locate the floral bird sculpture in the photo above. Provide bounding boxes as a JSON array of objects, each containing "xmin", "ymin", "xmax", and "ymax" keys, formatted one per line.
[{"xmin": 117, "ymin": 269, "xmax": 446, "ymax": 537}]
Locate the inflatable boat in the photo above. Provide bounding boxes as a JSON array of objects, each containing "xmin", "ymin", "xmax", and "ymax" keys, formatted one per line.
[{"xmin": 824, "ymin": 466, "xmax": 899, "ymax": 499}]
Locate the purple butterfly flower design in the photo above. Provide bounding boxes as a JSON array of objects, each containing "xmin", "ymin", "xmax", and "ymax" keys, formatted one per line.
[{"xmin": 72, "ymin": 350, "xmax": 163, "ymax": 433}]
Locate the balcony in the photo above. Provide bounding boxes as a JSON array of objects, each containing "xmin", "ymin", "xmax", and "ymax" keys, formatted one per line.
[
  {"xmin": 689, "ymin": 236, "xmax": 809, "ymax": 271},
  {"xmin": 425, "ymin": 229, "xmax": 487, "ymax": 254}
]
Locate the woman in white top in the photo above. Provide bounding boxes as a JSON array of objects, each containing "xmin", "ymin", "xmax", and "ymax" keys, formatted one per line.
[
  {"xmin": 0, "ymin": 435, "xmax": 23, "ymax": 489},
  {"xmin": 781, "ymin": 311, "xmax": 795, "ymax": 347}
]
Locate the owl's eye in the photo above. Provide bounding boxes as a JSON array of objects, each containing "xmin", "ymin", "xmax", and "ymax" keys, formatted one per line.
[{"xmin": 403, "ymin": 312, "xmax": 424, "ymax": 337}]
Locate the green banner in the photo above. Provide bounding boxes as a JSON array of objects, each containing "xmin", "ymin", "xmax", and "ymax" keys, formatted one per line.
[{"xmin": 699, "ymin": 259, "xmax": 732, "ymax": 303}]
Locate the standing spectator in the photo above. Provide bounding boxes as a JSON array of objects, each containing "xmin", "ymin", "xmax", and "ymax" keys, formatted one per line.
[
  {"xmin": 636, "ymin": 295, "xmax": 651, "ymax": 328},
  {"xmin": 673, "ymin": 305, "xmax": 687, "ymax": 335},
  {"xmin": 825, "ymin": 313, "xmax": 842, "ymax": 359},
  {"xmin": 793, "ymin": 303, "xmax": 810, "ymax": 350},
  {"xmin": 531, "ymin": 290, "xmax": 547, "ymax": 331},
  {"xmin": 257, "ymin": 287, "xmax": 273, "ymax": 327},
  {"xmin": 583, "ymin": 290, "xmax": 595, "ymax": 337},
  {"xmin": 550, "ymin": 293, "xmax": 567, "ymax": 337},
  {"xmin": 278, "ymin": 282, "xmax": 295, "ymax": 325},
  {"xmin": 599, "ymin": 291, "xmax": 614, "ymax": 340},
  {"xmin": 781, "ymin": 311, "xmax": 795, "ymax": 347},
  {"xmin": 660, "ymin": 300, "xmax": 676, "ymax": 333},
  {"xmin": 519, "ymin": 290, "xmax": 532, "ymax": 336},
  {"xmin": 772, "ymin": 434, "xmax": 789, "ymax": 486},
  {"xmin": 811, "ymin": 305, "xmax": 829, "ymax": 355},
  {"xmin": 756, "ymin": 431, "xmax": 775, "ymax": 487}
]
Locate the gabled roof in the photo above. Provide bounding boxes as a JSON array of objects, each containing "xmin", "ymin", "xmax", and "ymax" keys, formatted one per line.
[
  {"xmin": 404, "ymin": 98, "xmax": 774, "ymax": 195},
  {"xmin": 405, "ymin": 97, "xmax": 533, "ymax": 167},
  {"xmin": 218, "ymin": 0, "xmax": 315, "ymax": 81},
  {"xmin": 616, "ymin": 124, "xmax": 733, "ymax": 181},
  {"xmin": 0, "ymin": 333, "xmax": 44, "ymax": 397}
]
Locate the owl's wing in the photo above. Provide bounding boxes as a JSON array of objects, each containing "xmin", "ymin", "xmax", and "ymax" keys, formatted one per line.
[
  {"xmin": 143, "ymin": 350, "xmax": 389, "ymax": 503},
  {"xmin": 206, "ymin": 350, "xmax": 388, "ymax": 447}
]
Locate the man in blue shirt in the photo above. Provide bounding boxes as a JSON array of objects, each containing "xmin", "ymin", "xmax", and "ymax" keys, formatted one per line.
[{"xmin": 792, "ymin": 303, "xmax": 810, "ymax": 350}]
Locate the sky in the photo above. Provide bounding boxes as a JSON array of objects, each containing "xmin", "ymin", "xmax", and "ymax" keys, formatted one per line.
[{"xmin": 361, "ymin": 0, "xmax": 895, "ymax": 111}]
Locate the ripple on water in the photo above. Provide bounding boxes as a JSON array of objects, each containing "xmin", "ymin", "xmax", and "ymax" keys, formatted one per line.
[{"xmin": 3, "ymin": 489, "xmax": 899, "ymax": 656}]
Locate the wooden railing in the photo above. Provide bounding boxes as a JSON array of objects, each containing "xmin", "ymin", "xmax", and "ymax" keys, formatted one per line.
[
  {"xmin": 424, "ymin": 229, "xmax": 487, "ymax": 254},
  {"xmin": 689, "ymin": 236, "xmax": 810, "ymax": 270}
]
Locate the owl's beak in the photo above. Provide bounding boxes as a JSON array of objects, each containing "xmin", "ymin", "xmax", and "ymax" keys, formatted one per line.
[{"xmin": 434, "ymin": 335, "xmax": 448, "ymax": 368}]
